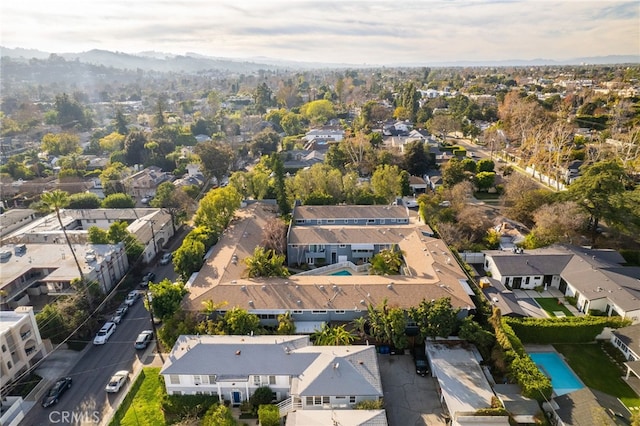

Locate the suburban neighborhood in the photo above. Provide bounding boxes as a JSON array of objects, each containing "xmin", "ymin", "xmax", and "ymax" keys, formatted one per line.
[{"xmin": 1, "ymin": 17, "xmax": 639, "ymax": 425}]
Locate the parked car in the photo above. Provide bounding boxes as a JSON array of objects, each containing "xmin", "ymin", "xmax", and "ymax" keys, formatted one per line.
[
  {"xmin": 93, "ymin": 322, "xmax": 116, "ymax": 345},
  {"xmin": 134, "ymin": 330, "xmax": 154, "ymax": 349},
  {"xmin": 140, "ymin": 272, "xmax": 156, "ymax": 287},
  {"xmin": 41, "ymin": 377, "xmax": 72, "ymax": 407},
  {"xmin": 159, "ymin": 252, "xmax": 173, "ymax": 265},
  {"xmin": 412, "ymin": 346, "xmax": 429, "ymax": 376},
  {"xmin": 111, "ymin": 304, "xmax": 128, "ymax": 324},
  {"xmin": 105, "ymin": 370, "xmax": 129, "ymax": 393},
  {"xmin": 124, "ymin": 291, "xmax": 139, "ymax": 306}
]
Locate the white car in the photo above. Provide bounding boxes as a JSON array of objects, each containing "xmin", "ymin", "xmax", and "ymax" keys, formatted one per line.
[
  {"xmin": 105, "ymin": 370, "xmax": 128, "ymax": 393},
  {"xmin": 159, "ymin": 252, "xmax": 173, "ymax": 265},
  {"xmin": 124, "ymin": 291, "xmax": 139, "ymax": 306},
  {"xmin": 93, "ymin": 322, "xmax": 116, "ymax": 345}
]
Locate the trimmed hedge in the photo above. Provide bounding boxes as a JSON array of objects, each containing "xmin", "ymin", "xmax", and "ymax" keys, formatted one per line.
[
  {"xmin": 162, "ymin": 393, "xmax": 219, "ymax": 420},
  {"xmin": 505, "ymin": 316, "xmax": 630, "ymax": 344},
  {"xmin": 109, "ymin": 369, "xmax": 147, "ymax": 426},
  {"xmin": 489, "ymin": 309, "xmax": 552, "ymax": 401}
]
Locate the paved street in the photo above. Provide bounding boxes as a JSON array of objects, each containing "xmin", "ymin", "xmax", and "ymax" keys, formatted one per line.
[
  {"xmin": 20, "ymin": 298, "xmax": 155, "ymax": 426},
  {"xmin": 19, "ymin": 232, "xmax": 184, "ymax": 426}
]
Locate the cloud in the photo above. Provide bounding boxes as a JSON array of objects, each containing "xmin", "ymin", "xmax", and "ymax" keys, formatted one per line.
[{"xmin": 1, "ymin": 0, "xmax": 637, "ymax": 64}]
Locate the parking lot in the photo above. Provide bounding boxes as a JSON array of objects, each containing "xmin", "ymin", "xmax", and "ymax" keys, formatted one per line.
[{"xmin": 377, "ymin": 353, "xmax": 448, "ymax": 426}]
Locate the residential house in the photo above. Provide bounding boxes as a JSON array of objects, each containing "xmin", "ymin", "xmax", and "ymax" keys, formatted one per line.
[
  {"xmin": 124, "ymin": 166, "xmax": 172, "ymax": 201},
  {"xmin": 282, "ymin": 150, "xmax": 325, "ymax": 172},
  {"xmin": 0, "ymin": 209, "xmax": 37, "ymax": 239},
  {"xmin": 1, "ymin": 242, "xmax": 128, "ymax": 306},
  {"xmin": 544, "ymin": 387, "xmax": 630, "ymax": 426},
  {"xmin": 483, "ymin": 245, "xmax": 640, "ymax": 322},
  {"xmin": 0, "ymin": 307, "xmax": 46, "ymax": 391},
  {"xmin": 408, "ymin": 175, "xmax": 428, "ymax": 194},
  {"xmin": 183, "ymin": 201, "xmax": 476, "ymax": 329},
  {"xmin": 2, "ymin": 208, "xmax": 173, "ymax": 264},
  {"xmin": 160, "ymin": 335, "xmax": 384, "ymax": 422},
  {"xmin": 303, "ymin": 128, "xmax": 345, "ymax": 143}
]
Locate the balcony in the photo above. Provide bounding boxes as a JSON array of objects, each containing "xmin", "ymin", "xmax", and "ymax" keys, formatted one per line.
[{"xmin": 20, "ymin": 330, "xmax": 31, "ymax": 341}]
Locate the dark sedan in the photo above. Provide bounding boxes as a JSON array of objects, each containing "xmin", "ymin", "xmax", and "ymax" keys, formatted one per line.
[{"xmin": 41, "ymin": 377, "xmax": 72, "ymax": 407}]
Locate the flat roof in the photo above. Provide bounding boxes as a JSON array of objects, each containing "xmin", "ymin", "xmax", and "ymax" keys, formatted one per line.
[{"xmin": 426, "ymin": 341, "xmax": 496, "ymax": 418}]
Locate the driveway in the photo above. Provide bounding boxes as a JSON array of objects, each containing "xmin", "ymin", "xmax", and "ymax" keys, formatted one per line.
[{"xmin": 378, "ymin": 353, "xmax": 447, "ymax": 426}]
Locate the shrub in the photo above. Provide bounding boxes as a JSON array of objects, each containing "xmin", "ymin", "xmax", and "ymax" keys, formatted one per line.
[
  {"xmin": 505, "ymin": 316, "xmax": 630, "ymax": 344},
  {"xmin": 249, "ymin": 386, "xmax": 273, "ymax": 412},
  {"xmin": 257, "ymin": 405, "xmax": 279, "ymax": 426},
  {"xmin": 355, "ymin": 399, "xmax": 384, "ymax": 409},
  {"xmin": 161, "ymin": 393, "xmax": 218, "ymax": 419}
]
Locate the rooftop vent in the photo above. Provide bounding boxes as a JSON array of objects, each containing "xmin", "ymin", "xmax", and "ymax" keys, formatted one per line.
[
  {"xmin": 360, "ymin": 299, "xmax": 366, "ymax": 305},
  {"xmin": 262, "ymin": 285, "xmax": 267, "ymax": 291},
  {"xmin": 235, "ymin": 350, "xmax": 241, "ymax": 356},
  {"xmin": 387, "ymin": 284, "xmax": 393, "ymax": 289}
]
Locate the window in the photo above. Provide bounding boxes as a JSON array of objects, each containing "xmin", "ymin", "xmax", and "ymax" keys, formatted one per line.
[
  {"xmin": 208, "ymin": 375, "xmax": 217, "ymax": 384},
  {"xmin": 339, "ymin": 244, "xmax": 346, "ymax": 248},
  {"xmin": 7, "ymin": 361, "xmax": 12, "ymax": 369},
  {"xmin": 367, "ymin": 219, "xmax": 375, "ymax": 224},
  {"xmin": 327, "ymin": 219, "xmax": 335, "ymax": 224},
  {"xmin": 269, "ymin": 376, "xmax": 276, "ymax": 385},
  {"xmin": 312, "ymin": 310, "xmax": 327, "ymax": 314},
  {"xmin": 295, "ymin": 219, "xmax": 304, "ymax": 224},
  {"xmin": 306, "ymin": 396, "xmax": 313, "ymax": 405},
  {"xmin": 293, "ymin": 310, "xmax": 303, "ymax": 314},
  {"xmin": 173, "ymin": 391, "xmax": 182, "ymax": 395},
  {"xmin": 170, "ymin": 375, "xmax": 180, "ymax": 384},
  {"xmin": 1, "ymin": 345, "xmax": 6, "ymax": 352},
  {"xmin": 253, "ymin": 375, "xmax": 261, "ymax": 386},
  {"xmin": 349, "ymin": 396, "xmax": 356, "ymax": 404},
  {"xmin": 193, "ymin": 375, "xmax": 201, "ymax": 384},
  {"xmin": 336, "ymin": 395, "xmax": 346, "ymax": 399},
  {"xmin": 310, "ymin": 396, "xmax": 329, "ymax": 406},
  {"xmin": 525, "ymin": 277, "xmax": 530, "ymax": 285},
  {"xmin": 335, "ymin": 310, "xmax": 345, "ymax": 314}
]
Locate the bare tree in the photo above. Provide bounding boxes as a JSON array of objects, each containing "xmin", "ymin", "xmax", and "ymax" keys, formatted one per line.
[{"xmin": 261, "ymin": 218, "xmax": 288, "ymax": 254}]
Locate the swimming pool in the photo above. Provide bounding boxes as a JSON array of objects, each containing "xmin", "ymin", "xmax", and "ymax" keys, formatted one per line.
[
  {"xmin": 529, "ymin": 352, "xmax": 584, "ymax": 396},
  {"xmin": 331, "ymin": 270, "xmax": 352, "ymax": 276}
]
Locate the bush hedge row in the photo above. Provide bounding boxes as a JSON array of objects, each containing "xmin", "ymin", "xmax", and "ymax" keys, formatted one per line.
[
  {"xmin": 505, "ymin": 316, "xmax": 630, "ymax": 344},
  {"xmin": 489, "ymin": 309, "xmax": 552, "ymax": 401}
]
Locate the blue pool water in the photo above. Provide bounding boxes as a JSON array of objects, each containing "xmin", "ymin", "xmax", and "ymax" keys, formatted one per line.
[
  {"xmin": 529, "ymin": 352, "xmax": 584, "ymax": 396},
  {"xmin": 331, "ymin": 270, "xmax": 352, "ymax": 276}
]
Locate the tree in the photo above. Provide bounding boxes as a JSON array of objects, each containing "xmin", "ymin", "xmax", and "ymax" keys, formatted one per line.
[
  {"xmin": 408, "ymin": 298, "xmax": 460, "ymax": 341},
  {"xmin": 151, "ymin": 182, "xmax": 194, "ymax": 233},
  {"xmin": 202, "ymin": 404, "xmax": 237, "ymax": 426},
  {"xmin": 312, "ymin": 323, "xmax": 355, "ymax": 346},
  {"xmin": 475, "ymin": 171, "xmax": 496, "ymax": 191},
  {"xmin": 194, "ymin": 186, "xmax": 242, "ymax": 235},
  {"xmin": 40, "ymin": 190, "xmax": 91, "ymax": 301},
  {"xmin": 403, "ymin": 141, "xmax": 432, "ymax": 176},
  {"xmin": 244, "ymin": 246, "xmax": 290, "ymax": 278},
  {"xmin": 87, "ymin": 226, "xmax": 110, "ymax": 244},
  {"xmin": 101, "ymin": 193, "xmax": 135, "ymax": 208},
  {"xmin": 371, "ymin": 164, "xmax": 403, "ymax": 203},
  {"xmin": 99, "ymin": 132, "xmax": 125, "ymax": 153},
  {"xmin": 114, "ymin": 108, "xmax": 129, "ymax": 135},
  {"xmin": 250, "ymin": 386, "xmax": 274, "ymax": 412},
  {"xmin": 527, "ymin": 201, "xmax": 587, "ymax": 247},
  {"xmin": 99, "ymin": 162, "xmax": 127, "ymax": 196},
  {"xmin": 567, "ymin": 160, "xmax": 629, "ymax": 244},
  {"xmin": 262, "ymin": 218, "xmax": 288, "ymax": 255},
  {"xmin": 221, "ymin": 308, "xmax": 261, "ymax": 335},
  {"xmin": 257, "ymin": 405, "xmax": 279, "ymax": 426},
  {"xmin": 41, "ymin": 133, "xmax": 81, "ymax": 156},
  {"xmin": 254, "ymin": 82, "xmax": 273, "ymax": 113},
  {"xmin": 477, "ymin": 158, "xmax": 495, "ymax": 173},
  {"xmin": 369, "ymin": 247, "xmax": 405, "ymax": 275},
  {"xmin": 53, "ymin": 93, "xmax": 90, "ymax": 129},
  {"xmin": 67, "ymin": 193, "xmax": 101, "ymax": 209},
  {"xmin": 250, "ymin": 129, "xmax": 280, "ymax": 156},
  {"xmin": 458, "ymin": 316, "xmax": 495, "ymax": 359},
  {"xmin": 276, "ymin": 311, "xmax": 296, "ymax": 335},
  {"xmin": 503, "ymin": 174, "xmax": 554, "ymax": 227},
  {"xmin": 148, "ymin": 280, "xmax": 188, "ymax": 321},
  {"xmin": 123, "ymin": 131, "xmax": 147, "ymax": 166},
  {"xmin": 281, "ymin": 112, "xmax": 304, "ymax": 136},
  {"xmin": 367, "ymin": 299, "xmax": 407, "ymax": 350},
  {"xmin": 441, "ymin": 158, "xmax": 468, "ymax": 188},
  {"xmin": 300, "ymin": 99, "xmax": 336, "ymax": 125},
  {"xmin": 195, "ymin": 141, "xmax": 234, "ymax": 185},
  {"xmin": 173, "ymin": 238, "xmax": 206, "ymax": 281}
]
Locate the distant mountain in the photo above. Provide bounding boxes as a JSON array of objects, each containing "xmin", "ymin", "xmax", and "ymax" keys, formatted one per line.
[{"xmin": 2, "ymin": 46, "xmax": 638, "ymax": 72}]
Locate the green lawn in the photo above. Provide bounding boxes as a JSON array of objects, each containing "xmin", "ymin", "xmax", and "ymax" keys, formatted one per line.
[
  {"xmin": 554, "ymin": 343, "xmax": 640, "ymax": 408},
  {"xmin": 534, "ymin": 298, "xmax": 574, "ymax": 317},
  {"xmin": 118, "ymin": 368, "xmax": 167, "ymax": 426}
]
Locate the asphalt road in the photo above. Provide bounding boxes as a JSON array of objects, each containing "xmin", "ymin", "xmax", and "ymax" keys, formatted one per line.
[
  {"xmin": 21, "ymin": 255, "xmax": 180, "ymax": 426},
  {"xmin": 21, "ymin": 298, "xmax": 153, "ymax": 426}
]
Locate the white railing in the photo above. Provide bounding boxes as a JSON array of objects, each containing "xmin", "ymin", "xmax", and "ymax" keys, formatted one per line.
[{"xmin": 277, "ymin": 397, "xmax": 302, "ymax": 417}]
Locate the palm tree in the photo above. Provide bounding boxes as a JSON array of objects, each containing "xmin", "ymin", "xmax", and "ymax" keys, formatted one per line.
[
  {"xmin": 41, "ymin": 190, "xmax": 91, "ymax": 303},
  {"xmin": 351, "ymin": 316, "xmax": 368, "ymax": 340},
  {"xmin": 276, "ymin": 311, "xmax": 296, "ymax": 335},
  {"xmin": 244, "ymin": 246, "xmax": 290, "ymax": 278},
  {"xmin": 313, "ymin": 324, "xmax": 355, "ymax": 346},
  {"xmin": 369, "ymin": 246, "xmax": 405, "ymax": 275}
]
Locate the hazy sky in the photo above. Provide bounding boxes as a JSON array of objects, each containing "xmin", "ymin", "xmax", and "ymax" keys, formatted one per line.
[{"xmin": 2, "ymin": 0, "xmax": 638, "ymax": 65}]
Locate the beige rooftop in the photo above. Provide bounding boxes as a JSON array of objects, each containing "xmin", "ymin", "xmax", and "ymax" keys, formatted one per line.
[{"xmin": 184, "ymin": 202, "xmax": 474, "ymax": 312}]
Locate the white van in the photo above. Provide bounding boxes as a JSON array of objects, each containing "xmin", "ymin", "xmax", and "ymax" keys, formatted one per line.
[{"xmin": 93, "ymin": 322, "xmax": 116, "ymax": 345}]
